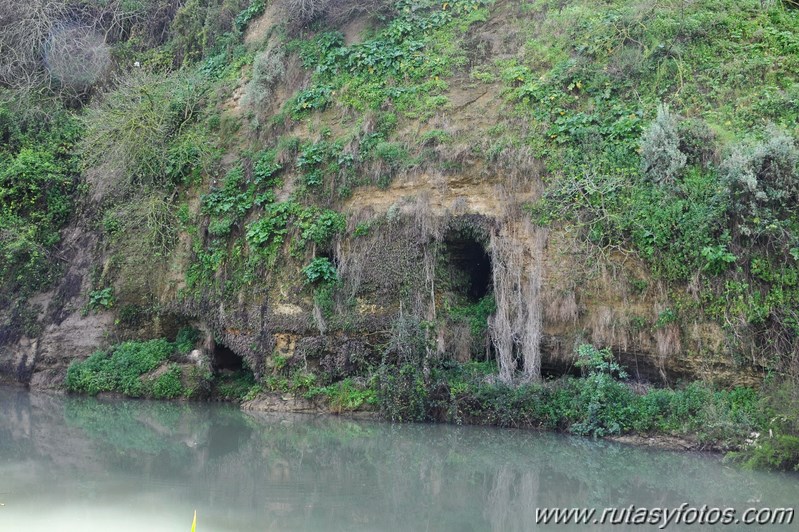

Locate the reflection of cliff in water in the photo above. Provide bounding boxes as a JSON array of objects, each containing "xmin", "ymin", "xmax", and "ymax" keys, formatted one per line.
[{"xmin": 1, "ymin": 387, "xmax": 797, "ymax": 532}]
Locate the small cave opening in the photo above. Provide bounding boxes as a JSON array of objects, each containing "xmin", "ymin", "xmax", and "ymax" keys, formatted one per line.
[
  {"xmin": 211, "ymin": 342, "xmax": 244, "ymax": 372},
  {"xmin": 443, "ymin": 233, "xmax": 493, "ymax": 302}
]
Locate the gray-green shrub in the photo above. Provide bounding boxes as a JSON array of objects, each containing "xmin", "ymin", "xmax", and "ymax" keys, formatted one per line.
[
  {"xmin": 720, "ymin": 128, "xmax": 799, "ymax": 239},
  {"xmin": 640, "ymin": 104, "xmax": 686, "ymax": 187},
  {"xmin": 243, "ymin": 46, "xmax": 286, "ymax": 114}
]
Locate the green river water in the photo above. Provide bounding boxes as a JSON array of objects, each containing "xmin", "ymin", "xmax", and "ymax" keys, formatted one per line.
[{"xmin": 0, "ymin": 387, "xmax": 797, "ymax": 531}]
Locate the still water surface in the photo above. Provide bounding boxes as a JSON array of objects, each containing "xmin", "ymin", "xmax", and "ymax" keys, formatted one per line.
[{"xmin": 0, "ymin": 387, "xmax": 797, "ymax": 531}]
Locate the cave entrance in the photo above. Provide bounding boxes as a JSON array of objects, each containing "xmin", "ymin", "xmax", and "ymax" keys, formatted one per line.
[
  {"xmin": 441, "ymin": 228, "xmax": 494, "ymax": 363},
  {"xmin": 443, "ymin": 232, "xmax": 492, "ymax": 302},
  {"xmin": 212, "ymin": 342, "xmax": 244, "ymax": 372}
]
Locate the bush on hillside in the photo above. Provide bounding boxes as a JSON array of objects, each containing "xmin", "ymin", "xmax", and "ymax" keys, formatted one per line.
[
  {"xmin": 80, "ymin": 69, "xmax": 210, "ymax": 192},
  {"xmin": 721, "ymin": 129, "xmax": 799, "ymax": 238},
  {"xmin": 243, "ymin": 46, "xmax": 286, "ymax": 114},
  {"xmin": 65, "ymin": 339, "xmax": 175, "ymax": 397},
  {"xmin": 640, "ymin": 104, "xmax": 686, "ymax": 188}
]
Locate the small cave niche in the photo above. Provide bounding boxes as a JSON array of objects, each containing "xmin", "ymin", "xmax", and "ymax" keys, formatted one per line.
[
  {"xmin": 211, "ymin": 342, "xmax": 244, "ymax": 372},
  {"xmin": 443, "ymin": 232, "xmax": 493, "ymax": 302}
]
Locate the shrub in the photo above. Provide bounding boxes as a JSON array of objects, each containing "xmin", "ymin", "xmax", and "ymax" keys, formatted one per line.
[
  {"xmin": 300, "ymin": 210, "xmax": 345, "ymax": 246},
  {"xmin": 65, "ymin": 339, "xmax": 175, "ymax": 397},
  {"xmin": 149, "ymin": 365, "xmax": 184, "ymax": 399},
  {"xmin": 640, "ymin": 104, "xmax": 686, "ymax": 188},
  {"xmin": 291, "ymin": 85, "xmax": 333, "ymax": 117},
  {"xmin": 302, "ymin": 257, "xmax": 338, "ymax": 284},
  {"xmin": 0, "ymin": 223, "xmax": 54, "ymax": 295},
  {"xmin": 318, "ymin": 378, "xmax": 378, "ymax": 412},
  {"xmin": 700, "ymin": 244, "xmax": 737, "ymax": 275},
  {"xmin": 677, "ymin": 118, "xmax": 717, "ymax": 167},
  {"xmin": 0, "ymin": 139, "xmax": 77, "ymax": 293},
  {"xmin": 202, "ymin": 165, "xmax": 252, "ymax": 219},
  {"xmin": 731, "ymin": 434, "xmax": 799, "ymax": 471},
  {"xmin": 243, "ymin": 46, "xmax": 286, "ymax": 114},
  {"xmin": 234, "ymin": 0, "xmax": 265, "ymax": 31},
  {"xmin": 721, "ymin": 128, "xmax": 799, "ymax": 235},
  {"xmin": 0, "ymin": 148, "xmax": 72, "ymax": 223},
  {"xmin": 175, "ymin": 326, "xmax": 201, "ymax": 354},
  {"xmin": 569, "ymin": 344, "xmax": 635, "ymax": 437},
  {"xmin": 278, "ymin": 0, "xmax": 392, "ymax": 30},
  {"xmin": 245, "ymin": 200, "xmax": 298, "ymax": 254},
  {"xmin": 369, "ymin": 141, "xmax": 408, "ymax": 183},
  {"xmin": 0, "ymin": 0, "xmax": 131, "ymax": 91},
  {"xmin": 81, "ymin": 69, "xmax": 209, "ymax": 192},
  {"xmin": 171, "ymin": 0, "xmax": 250, "ymax": 65},
  {"xmin": 253, "ymin": 149, "xmax": 282, "ymax": 186},
  {"xmin": 377, "ymin": 314, "xmax": 433, "ymax": 421},
  {"xmin": 44, "ymin": 26, "xmax": 111, "ymax": 95},
  {"xmin": 379, "ymin": 363, "xmax": 429, "ymax": 422},
  {"xmin": 278, "ymin": 0, "xmax": 332, "ymax": 26},
  {"xmin": 101, "ymin": 191, "xmax": 181, "ymax": 271}
]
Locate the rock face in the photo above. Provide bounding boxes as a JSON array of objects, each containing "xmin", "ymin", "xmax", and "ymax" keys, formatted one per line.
[
  {"xmin": 28, "ymin": 310, "xmax": 115, "ymax": 389},
  {"xmin": 0, "ymin": 226, "xmax": 115, "ymax": 388},
  {"xmin": 0, "ymin": 5, "xmax": 762, "ymax": 391},
  {"xmin": 0, "ymin": 201, "xmax": 749, "ymax": 389}
]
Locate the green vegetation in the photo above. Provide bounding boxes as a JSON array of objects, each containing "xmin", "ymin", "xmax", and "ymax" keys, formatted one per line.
[
  {"xmin": 224, "ymin": 335, "xmax": 796, "ymax": 469},
  {"xmin": 86, "ymin": 287, "xmax": 115, "ymax": 313},
  {"xmin": 81, "ymin": 69, "xmax": 215, "ymax": 191},
  {"xmin": 377, "ymin": 343, "xmax": 758, "ymax": 444},
  {"xmin": 302, "ymin": 257, "xmax": 338, "ymax": 284},
  {"xmin": 175, "ymin": 326, "xmax": 201, "ymax": 354},
  {"xmin": 64, "ymin": 328, "xmax": 264, "ymax": 401},
  {"xmin": 448, "ymin": 294, "xmax": 496, "ymax": 354},
  {"xmin": 287, "ymin": 0, "xmax": 492, "ymax": 117},
  {"xmin": 66, "ymin": 339, "xmax": 179, "ymax": 397},
  {"xmin": 150, "ymin": 364, "xmax": 185, "ymax": 399},
  {"xmin": 214, "ymin": 368, "xmax": 262, "ymax": 401},
  {"xmin": 380, "ymin": 342, "xmax": 797, "ymax": 468},
  {"xmin": 65, "ymin": 337, "xmax": 214, "ymax": 399},
  {"xmin": 730, "ymin": 434, "xmax": 799, "ymax": 472},
  {"xmin": 0, "ymin": 102, "xmax": 81, "ymax": 300},
  {"xmin": 507, "ymin": 0, "xmax": 799, "ymax": 374},
  {"xmin": 304, "ymin": 378, "xmax": 379, "ymax": 412}
]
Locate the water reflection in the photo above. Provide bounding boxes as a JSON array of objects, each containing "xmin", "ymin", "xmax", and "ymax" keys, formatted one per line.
[{"xmin": 0, "ymin": 387, "xmax": 796, "ymax": 531}]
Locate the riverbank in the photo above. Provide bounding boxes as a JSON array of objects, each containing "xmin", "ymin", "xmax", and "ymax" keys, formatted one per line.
[
  {"xmin": 240, "ymin": 391, "xmax": 706, "ymax": 452},
  {"xmin": 60, "ymin": 335, "xmax": 799, "ymax": 470}
]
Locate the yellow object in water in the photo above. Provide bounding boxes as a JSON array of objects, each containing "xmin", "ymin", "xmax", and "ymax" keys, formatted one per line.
[{"xmin": 191, "ymin": 510, "xmax": 197, "ymax": 532}]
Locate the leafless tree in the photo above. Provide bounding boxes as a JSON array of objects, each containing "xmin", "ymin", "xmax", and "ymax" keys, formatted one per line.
[
  {"xmin": 45, "ymin": 25, "xmax": 111, "ymax": 95},
  {"xmin": 0, "ymin": 0, "xmax": 180, "ymax": 94},
  {"xmin": 0, "ymin": 0, "xmax": 67, "ymax": 90}
]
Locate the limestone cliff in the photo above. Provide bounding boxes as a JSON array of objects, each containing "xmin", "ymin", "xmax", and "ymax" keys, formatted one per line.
[{"xmin": 3, "ymin": 0, "xmax": 794, "ymax": 391}]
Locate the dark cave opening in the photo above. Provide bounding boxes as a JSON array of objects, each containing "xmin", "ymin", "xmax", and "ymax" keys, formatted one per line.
[
  {"xmin": 444, "ymin": 234, "xmax": 492, "ymax": 302},
  {"xmin": 212, "ymin": 343, "xmax": 244, "ymax": 372}
]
